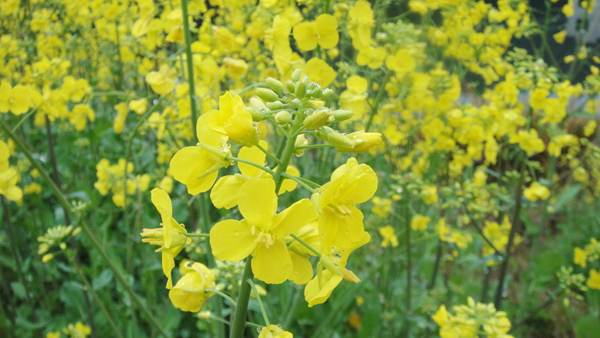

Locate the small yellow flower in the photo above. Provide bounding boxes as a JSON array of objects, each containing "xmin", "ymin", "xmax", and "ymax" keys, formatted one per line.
[
  {"xmin": 141, "ymin": 188, "xmax": 191, "ymax": 289},
  {"xmin": 169, "ymin": 262, "xmax": 215, "ymax": 312},
  {"xmin": 574, "ymin": 247, "xmax": 587, "ymax": 268},
  {"xmin": 523, "ymin": 182, "xmax": 550, "ymax": 202},
  {"xmin": 258, "ymin": 324, "xmax": 293, "ymax": 338},
  {"xmin": 553, "ymin": 30, "xmax": 567, "ymax": 44},
  {"xmin": 411, "ymin": 215, "xmax": 431, "ymax": 231},
  {"xmin": 379, "ymin": 225, "xmax": 398, "ymax": 248},
  {"xmin": 587, "ymin": 269, "xmax": 600, "ymax": 290},
  {"xmin": 293, "ymin": 14, "xmax": 339, "ymax": 51}
]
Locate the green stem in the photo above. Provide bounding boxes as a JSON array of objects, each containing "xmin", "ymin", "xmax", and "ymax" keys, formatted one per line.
[
  {"xmin": 226, "ymin": 156, "xmax": 276, "ymax": 176},
  {"xmin": 256, "ymin": 142, "xmax": 281, "ymax": 165},
  {"xmin": 402, "ymin": 188, "xmax": 412, "ymax": 337},
  {"xmin": 290, "ymin": 233, "xmax": 321, "ymax": 257},
  {"xmin": 181, "ymin": 0, "xmax": 200, "ymax": 141},
  {"xmin": 205, "ymin": 289, "xmax": 238, "ymax": 308},
  {"xmin": 247, "ymin": 280, "xmax": 270, "ymax": 326},
  {"xmin": 229, "ymin": 258, "xmax": 253, "ymax": 338},
  {"xmin": 365, "ymin": 71, "xmax": 391, "ymax": 132},
  {"xmin": 185, "ymin": 233, "xmax": 210, "ymax": 238},
  {"xmin": 0, "ymin": 118, "xmax": 169, "ymax": 337},
  {"xmin": 295, "ymin": 144, "xmax": 334, "ymax": 150},
  {"xmin": 281, "ymin": 172, "xmax": 315, "ymax": 193}
]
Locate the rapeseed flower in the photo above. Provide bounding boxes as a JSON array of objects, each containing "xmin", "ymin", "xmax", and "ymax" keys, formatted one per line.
[
  {"xmin": 169, "ymin": 262, "xmax": 215, "ymax": 312},
  {"xmin": 293, "ymin": 14, "xmax": 339, "ymax": 51},
  {"xmin": 210, "ymin": 178, "xmax": 317, "ymax": 284}
]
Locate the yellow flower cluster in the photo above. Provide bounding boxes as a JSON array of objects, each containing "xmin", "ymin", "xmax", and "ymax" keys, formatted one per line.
[
  {"xmin": 573, "ymin": 238, "xmax": 600, "ymax": 290},
  {"xmin": 93, "ymin": 159, "xmax": 150, "ymax": 207}
]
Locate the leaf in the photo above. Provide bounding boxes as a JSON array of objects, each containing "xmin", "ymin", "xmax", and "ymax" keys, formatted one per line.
[
  {"xmin": 92, "ymin": 268, "xmax": 113, "ymax": 290},
  {"xmin": 575, "ymin": 315, "xmax": 600, "ymax": 338},
  {"xmin": 10, "ymin": 282, "xmax": 26, "ymax": 299},
  {"xmin": 552, "ymin": 184, "xmax": 582, "ymax": 211}
]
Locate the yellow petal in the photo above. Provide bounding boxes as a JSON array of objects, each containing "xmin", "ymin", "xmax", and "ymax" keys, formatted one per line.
[
  {"xmin": 151, "ymin": 188, "xmax": 172, "ymax": 217},
  {"xmin": 252, "ymin": 238, "xmax": 292, "ymax": 284},
  {"xmin": 272, "ymin": 198, "xmax": 317, "ymax": 236},
  {"xmin": 278, "ymin": 165, "xmax": 299, "ymax": 195},
  {"xmin": 238, "ymin": 141, "xmax": 267, "ymax": 177},
  {"xmin": 293, "ymin": 22, "xmax": 318, "ymax": 51},
  {"xmin": 210, "ymin": 220, "xmax": 257, "ymax": 261},
  {"xmin": 304, "ymin": 270, "xmax": 343, "ymax": 307},
  {"xmin": 238, "ymin": 178, "xmax": 277, "ymax": 226},
  {"xmin": 170, "ymin": 147, "xmax": 220, "ymax": 195},
  {"xmin": 290, "ymin": 251, "xmax": 313, "ymax": 285},
  {"xmin": 162, "ymin": 251, "xmax": 175, "ymax": 289},
  {"xmin": 210, "ymin": 175, "xmax": 248, "ymax": 209}
]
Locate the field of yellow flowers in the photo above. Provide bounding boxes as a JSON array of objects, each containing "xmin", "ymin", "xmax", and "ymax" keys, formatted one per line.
[{"xmin": 1, "ymin": 0, "xmax": 600, "ymax": 337}]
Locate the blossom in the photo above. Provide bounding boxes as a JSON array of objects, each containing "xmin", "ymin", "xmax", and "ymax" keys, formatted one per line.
[
  {"xmin": 169, "ymin": 262, "xmax": 215, "ymax": 312},
  {"xmin": 141, "ymin": 188, "xmax": 191, "ymax": 289},
  {"xmin": 200, "ymin": 92, "xmax": 258, "ymax": 147},
  {"xmin": 574, "ymin": 247, "xmax": 587, "ymax": 268},
  {"xmin": 293, "ymin": 14, "xmax": 339, "ymax": 51},
  {"xmin": 210, "ymin": 178, "xmax": 317, "ymax": 284},
  {"xmin": 587, "ymin": 269, "xmax": 600, "ymax": 290},
  {"xmin": 523, "ymin": 182, "xmax": 550, "ymax": 202},
  {"xmin": 146, "ymin": 65, "xmax": 176, "ymax": 96},
  {"xmin": 314, "ymin": 158, "xmax": 377, "ymax": 250},
  {"xmin": 411, "ymin": 215, "xmax": 431, "ymax": 231},
  {"xmin": 0, "ymin": 82, "xmax": 33, "ymax": 115},
  {"xmin": 305, "ymin": 58, "xmax": 337, "ymax": 88},
  {"xmin": 259, "ymin": 325, "xmax": 293, "ymax": 338},
  {"xmin": 379, "ymin": 226, "xmax": 398, "ymax": 247}
]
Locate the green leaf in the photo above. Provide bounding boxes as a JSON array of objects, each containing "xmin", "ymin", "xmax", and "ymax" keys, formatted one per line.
[
  {"xmin": 575, "ymin": 315, "xmax": 600, "ymax": 338},
  {"xmin": 93, "ymin": 268, "xmax": 113, "ymax": 290},
  {"xmin": 10, "ymin": 282, "xmax": 26, "ymax": 300},
  {"xmin": 552, "ymin": 184, "xmax": 582, "ymax": 211}
]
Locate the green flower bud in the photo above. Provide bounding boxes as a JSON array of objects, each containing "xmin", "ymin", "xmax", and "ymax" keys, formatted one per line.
[
  {"xmin": 256, "ymin": 88, "xmax": 279, "ymax": 102},
  {"xmin": 265, "ymin": 77, "xmax": 284, "ymax": 93},
  {"xmin": 291, "ymin": 68, "xmax": 302, "ymax": 82},
  {"xmin": 266, "ymin": 101, "xmax": 284, "ymax": 110},
  {"xmin": 295, "ymin": 81, "xmax": 306, "ymax": 99},
  {"xmin": 285, "ymin": 80, "xmax": 296, "ymax": 93},
  {"xmin": 303, "ymin": 109, "xmax": 333, "ymax": 130},
  {"xmin": 274, "ymin": 111, "xmax": 292, "ymax": 125},
  {"xmin": 333, "ymin": 109, "xmax": 353, "ymax": 122},
  {"xmin": 321, "ymin": 88, "xmax": 334, "ymax": 100},
  {"xmin": 327, "ymin": 131, "xmax": 356, "ymax": 150},
  {"xmin": 246, "ymin": 107, "xmax": 267, "ymax": 121},
  {"xmin": 310, "ymin": 86, "xmax": 323, "ymax": 99}
]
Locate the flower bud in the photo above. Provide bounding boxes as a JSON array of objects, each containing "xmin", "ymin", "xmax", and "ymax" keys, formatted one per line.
[
  {"xmin": 303, "ymin": 109, "xmax": 333, "ymax": 130},
  {"xmin": 291, "ymin": 68, "xmax": 302, "ymax": 82},
  {"xmin": 256, "ymin": 88, "xmax": 279, "ymax": 102},
  {"xmin": 246, "ymin": 107, "xmax": 267, "ymax": 121},
  {"xmin": 327, "ymin": 131, "xmax": 356, "ymax": 150},
  {"xmin": 266, "ymin": 101, "xmax": 284, "ymax": 110},
  {"xmin": 285, "ymin": 80, "xmax": 296, "ymax": 93},
  {"xmin": 295, "ymin": 81, "xmax": 306, "ymax": 99},
  {"xmin": 321, "ymin": 88, "xmax": 334, "ymax": 100},
  {"xmin": 333, "ymin": 110, "xmax": 353, "ymax": 122},
  {"xmin": 265, "ymin": 77, "xmax": 284, "ymax": 93},
  {"xmin": 275, "ymin": 111, "xmax": 292, "ymax": 125}
]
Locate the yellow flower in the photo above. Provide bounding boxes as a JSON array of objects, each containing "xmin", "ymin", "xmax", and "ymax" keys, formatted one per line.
[
  {"xmin": 587, "ymin": 269, "xmax": 600, "ymax": 290},
  {"xmin": 146, "ymin": 65, "xmax": 176, "ymax": 96},
  {"xmin": 432, "ymin": 305, "xmax": 450, "ymax": 327},
  {"xmin": 348, "ymin": 0, "xmax": 374, "ymax": 50},
  {"xmin": 523, "ymin": 182, "xmax": 550, "ymax": 202},
  {"xmin": 210, "ymin": 178, "xmax": 318, "ymax": 284},
  {"xmin": 314, "ymin": 157, "xmax": 378, "ymax": 250},
  {"xmin": 304, "ymin": 231, "xmax": 370, "ymax": 307},
  {"xmin": 170, "ymin": 117, "xmax": 232, "ymax": 195},
  {"xmin": 141, "ymin": 188, "xmax": 191, "ymax": 289},
  {"xmin": 508, "ymin": 129, "xmax": 545, "ymax": 156},
  {"xmin": 69, "ymin": 104, "xmax": 95, "ymax": 131},
  {"xmin": 386, "ymin": 49, "xmax": 416, "ymax": 75},
  {"xmin": 201, "ymin": 92, "xmax": 258, "ymax": 147},
  {"xmin": 574, "ymin": 247, "xmax": 587, "ymax": 268},
  {"xmin": 421, "ymin": 185, "xmax": 438, "ymax": 205},
  {"xmin": 0, "ymin": 82, "xmax": 33, "ymax": 115},
  {"xmin": 293, "ymin": 14, "xmax": 339, "ymax": 51},
  {"xmin": 129, "ymin": 98, "xmax": 147, "ymax": 115},
  {"xmin": 169, "ymin": 262, "xmax": 215, "ymax": 312},
  {"xmin": 379, "ymin": 225, "xmax": 398, "ymax": 248},
  {"xmin": 259, "ymin": 325, "xmax": 293, "ymax": 338},
  {"xmin": 113, "ymin": 102, "xmax": 129, "ymax": 134},
  {"xmin": 0, "ymin": 167, "xmax": 22, "ymax": 202},
  {"xmin": 553, "ymin": 30, "xmax": 567, "ymax": 44},
  {"xmin": 356, "ymin": 47, "xmax": 386, "ymax": 69},
  {"xmin": 210, "ymin": 141, "xmax": 299, "ymax": 209},
  {"xmin": 305, "ymin": 58, "xmax": 337, "ymax": 88},
  {"xmin": 411, "ymin": 215, "xmax": 431, "ymax": 231}
]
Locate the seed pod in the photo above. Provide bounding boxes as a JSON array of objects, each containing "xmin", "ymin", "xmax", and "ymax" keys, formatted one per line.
[
  {"xmin": 333, "ymin": 109, "xmax": 353, "ymax": 122},
  {"xmin": 275, "ymin": 111, "xmax": 292, "ymax": 124},
  {"xmin": 303, "ymin": 109, "xmax": 333, "ymax": 130},
  {"xmin": 291, "ymin": 68, "xmax": 302, "ymax": 82},
  {"xmin": 295, "ymin": 81, "xmax": 306, "ymax": 99}
]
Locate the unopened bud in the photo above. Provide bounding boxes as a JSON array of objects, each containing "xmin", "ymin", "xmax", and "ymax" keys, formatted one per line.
[
  {"xmin": 246, "ymin": 107, "xmax": 267, "ymax": 121},
  {"xmin": 321, "ymin": 88, "xmax": 334, "ymax": 100},
  {"xmin": 291, "ymin": 68, "xmax": 302, "ymax": 82},
  {"xmin": 310, "ymin": 86, "xmax": 323, "ymax": 99},
  {"xmin": 266, "ymin": 101, "xmax": 284, "ymax": 110},
  {"xmin": 285, "ymin": 80, "xmax": 296, "ymax": 93},
  {"xmin": 265, "ymin": 77, "xmax": 284, "ymax": 93},
  {"xmin": 256, "ymin": 88, "xmax": 279, "ymax": 102},
  {"xmin": 303, "ymin": 109, "xmax": 333, "ymax": 130},
  {"xmin": 346, "ymin": 131, "xmax": 382, "ymax": 152},
  {"xmin": 327, "ymin": 131, "xmax": 356, "ymax": 150},
  {"xmin": 295, "ymin": 81, "xmax": 306, "ymax": 99},
  {"xmin": 275, "ymin": 111, "xmax": 292, "ymax": 125},
  {"xmin": 333, "ymin": 110, "xmax": 353, "ymax": 122}
]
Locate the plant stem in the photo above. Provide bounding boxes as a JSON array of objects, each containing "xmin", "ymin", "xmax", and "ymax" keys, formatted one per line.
[
  {"xmin": 229, "ymin": 259, "xmax": 253, "ymax": 338},
  {"xmin": 365, "ymin": 71, "xmax": 391, "ymax": 132},
  {"xmin": 247, "ymin": 280, "xmax": 270, "ymax": 326},
  {"xmin": 494, "ymin": 159, "xmax": 525, "ymax": 310},
  {"xmin": 45, "ymin": 115, "xmax": 71, "ymax": 225},
  {"xmin": 180, "ymin": 0, "xmax": 200, "ymax": 141},
  {"xmin": 402, "ymin": 187, "xmax": 412, "ymax": 337}
]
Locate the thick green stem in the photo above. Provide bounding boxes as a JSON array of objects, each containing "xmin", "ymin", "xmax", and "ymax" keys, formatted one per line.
[
  {"xmin": 402, "ymin": 188, "xmax": 412, "ymax": 337},
  {"xmin": 229, "ymin": 259, "xmax": 253, "ymax": 338},
  {"xmin": 181, "ymin": 0, "xmax": 200, "ymax": 141},
  {"xmin": 0, "ymin": 118, "xmax": 169, "ymax": 337}
]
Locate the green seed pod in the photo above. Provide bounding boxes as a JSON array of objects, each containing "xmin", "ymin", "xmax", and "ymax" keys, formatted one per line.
[
  {"xmin": 327, "ymin": 131, "xmax": 355, "ymax": 151},
  {"xmin": 321, "ymin": 88, "xmax": 334, "ymax": 100},
  {"xmin": 256, "ymin": 88, "xmax": 279, "ymax": 102},
  {"xmin": 285, "ymin": 80, "xmax": 296, "ymax": 93},
  {"xmin": 265, "ymin": 77, "xmax": 284, "ymax": 93},
  {"xmin": 266, "ymin": 101, "xmax": 284, "ymax": 110}
]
